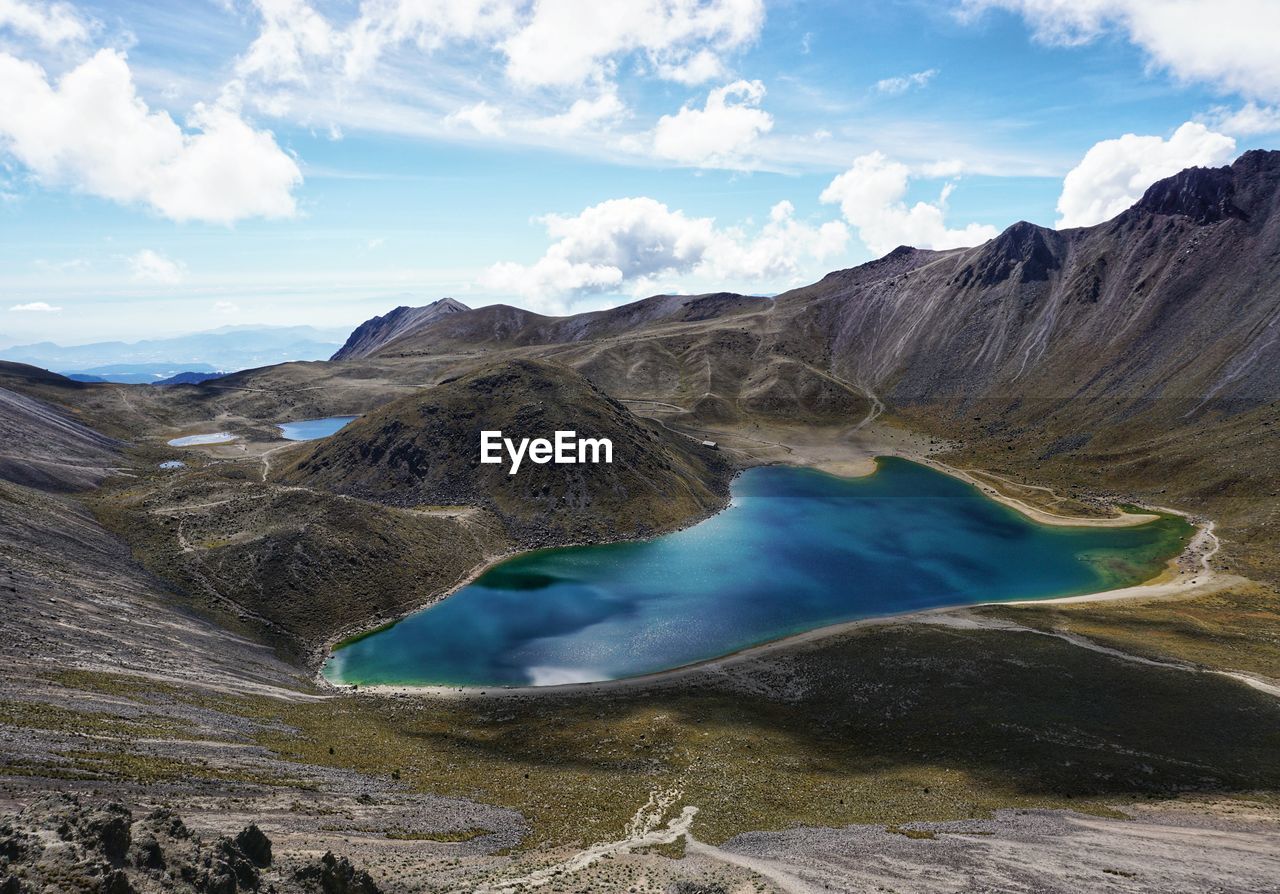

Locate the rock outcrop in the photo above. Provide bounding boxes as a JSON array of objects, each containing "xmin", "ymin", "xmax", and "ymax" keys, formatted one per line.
[{"xmin": 0, "ymin": 796, "xmax": 379, "ymax": 894}]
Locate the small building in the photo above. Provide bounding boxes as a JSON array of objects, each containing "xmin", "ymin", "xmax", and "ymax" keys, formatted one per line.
[{"xmin": 701, "ymin": 440, "xmax": 718, "ymax": 450}]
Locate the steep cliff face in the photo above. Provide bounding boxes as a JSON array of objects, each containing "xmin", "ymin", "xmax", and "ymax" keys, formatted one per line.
[
  {"xmin": 330, "ymin": 298, "xmax": 469, "ymax": 360},
  {"xmin": 785, "ymin": 150, "xmax": 1280, "ymax": 423}
]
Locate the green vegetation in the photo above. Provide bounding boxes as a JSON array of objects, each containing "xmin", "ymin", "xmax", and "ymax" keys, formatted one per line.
[
  {"xmin": 29, "ymin": 624, "xmax": 1280, "ymax": 851},
  {"xmin": 984, "ymin": 583, "xmax": 1280, "ymax": 679}
]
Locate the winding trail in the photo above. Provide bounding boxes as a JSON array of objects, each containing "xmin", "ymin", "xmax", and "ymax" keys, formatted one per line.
[
  {"xmin": 474, "ymin": 787, "xmax": 697, "ymax": 893},
  {"xmin": 685, "ymin": 836, "xmax": 821, "ymax": 894}
]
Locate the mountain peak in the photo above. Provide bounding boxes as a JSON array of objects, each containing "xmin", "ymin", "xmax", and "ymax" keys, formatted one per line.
[
  {"xmin": 1131, "ymin": 164, "xmax": 1244, "ymax": 225},
  {"xmin": 952, "ymin": 219, "xmax": 1063, "ymax": 288},
  {"xmin": 331, "ymin": 298, "xmax": 470, "ymax": 361}
]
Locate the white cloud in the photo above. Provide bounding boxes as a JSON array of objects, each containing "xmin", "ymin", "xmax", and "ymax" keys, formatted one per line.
[
  {"xmin": 233, "ymin": 0, "xmax": 763, "ymax": 93},
  {"xmin": 10, "ymin": 301, "xmax": 61, "ymax": 312},
  {"xmin": 444, "ymin": 100, "xmax": 505, "ymax": 136},
  {"xmin": 480, "ymin": 195, "xmax": 848, "ymax": 310},
  {"xmin": 1055, "ymin": 122, "xmax": 1237, "ymax": 228},
  {"xmin": 962, "ymin": 0, "xmax": 1280, "ymax": 101},
  {"xmin": 918, "ymin": 158, "xmax": 967, "ymax": 178},
  {"xmin": 655, "ymin": 47, "xmax": 726, "ymax": 85},
  {"xmin": 500, "ymin": 0, "xmax": 763, "ymax": 87},
  {"xmin": 820, "ymin": 152, "xmax": 998, "ymax": 256},
  {"xmin": 213, "ymin": 300, "xmax": 240, "ymax": 313},
  {"xmin": 0, "ymin": 0, "xmax": 91, "ymax": 46},
  {"xmin": 874, "ymin": 68, "xmax": 938, "ymax": 95},
  {"xmin": 235, "ymin": 0, "xmax": 342, "ymax": 85},
  {"xmin": 0, "ymin": 49, "xmax": 303, "ymax": 224},
  {"xmin": 653, "ymin": 79, "xmax": 773, "ymax": 167},
  {"xmin": 343, "ymin": 0, "xmax": 520, "ymax": 80},
  {"xmin": 529, "ymin": 89, "xmax": 626, "ymax": 135},
  {"xmin": 1203, "ymin": 102, "xmax": 1280, "ymax": 136},
  {"xmin": 129, "ymin": 249, "xmax": 186, "ymax": 284}
]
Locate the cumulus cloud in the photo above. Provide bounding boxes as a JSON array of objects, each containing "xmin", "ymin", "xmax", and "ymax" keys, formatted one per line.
[
  {"xmin": 874, "ymin": 68, "xmax": 938, "ymax": 95},
  {"xmin": 1203, "ymin": 102, "xmax": 1280, "ymax": 136},
  {"xmin": 961, "ymin": 0, "xmax": 1280, "ymax": 101},
  {"xmin": 235, "ymin": 0, "xmax": 342, "ymax": 85},
  {"xmin": 500, "ymin": 0, "xmax": 763, "ymax": 87},
  {"xmin": 819, "ymin": 152, "xmax": 998, "ymax": 256},
  {"xmin": 0, "ymin": 0, "xmax": 90, "ymax": 46},
  {"xmin": 1055, "ymin": 122, "xmax": 1237, "ymax": 228},
  {"xmin": 479, "ymin": 196, "xmax": 848, "ymax": 310},
  {"xmin": 0, "ymin": 49, "xmax": 303, "ymax": 224},
  {"xmin": 529, "ymin": 89, "xmax": 626, "ymax": 135},
  {"xmin": 444, "ymin": 100, "xmax": 505, "ymax": 136},
  {"xmin": 9, "ymin": 300, "xmax": 61, "ymax": 312},
  {"xmin": 129, "ymin": 249, "xmax": 186, "ymax": 284},
  {"xmin": 652, "ymin": 79, "xmax": 772, "ymax": 167},
  {"xmin": 654, "ymin": 47, "xmax": 726, "ymax": 85},
  {"xmin": 234, "ymin": 0, "xmax": 762, "ymax": 93}
]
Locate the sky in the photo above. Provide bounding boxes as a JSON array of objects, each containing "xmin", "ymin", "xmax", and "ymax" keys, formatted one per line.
[{"xmin": 2, "ymin": 0, "xmax": 1279, "ymax": 346}]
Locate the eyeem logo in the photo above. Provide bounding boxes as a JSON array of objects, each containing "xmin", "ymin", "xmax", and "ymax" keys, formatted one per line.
[{"xmin": 480, "ymin": 430, "xmax": 613, "ymax": 475}]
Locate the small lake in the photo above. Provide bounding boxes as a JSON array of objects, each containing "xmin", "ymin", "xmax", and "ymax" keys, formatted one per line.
[
  {"xmin": 324, "ymin": 458, "xmax": 1192, "ymax": 689},
  {"xmin": 167, "ymin": 432, "xmax": 237, "ymax": 447},
  {"xmin": 278, "ymin": 416, "xmax": 360, "ymax": 441}
]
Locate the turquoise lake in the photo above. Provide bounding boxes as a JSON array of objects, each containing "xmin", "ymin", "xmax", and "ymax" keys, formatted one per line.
[
  {"xmin": 324, "ymin": 458, "xmax": 1192, "ymax": 688},
  {"xmin": 278, "ymin": 416, "xmax": 359, "ymax": 441}
]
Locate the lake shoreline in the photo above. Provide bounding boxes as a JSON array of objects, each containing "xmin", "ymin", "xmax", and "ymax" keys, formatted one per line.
[{"xmin": 318, "ymin": 455, "xmax": 1213, "ymax": 697}]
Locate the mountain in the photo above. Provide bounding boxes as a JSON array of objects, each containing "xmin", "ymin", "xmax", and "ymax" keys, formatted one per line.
[
  {"xmin": 278, "ymin": 359, "xmax": 733, "ymax": 544},
  {"xmin": 0, "ymin": 381, "xmax": 121, "ymax": 491},
  {"xmin": 58, "ymin": 362, "xmax": 222, "ymax": 384},
  {"xmin": 305, "ymin": 152, "xmax": 1280, "ymax": 581},
  {"xmin": 330, "ymin": 298, "xmax": 469, "ymax": 360},
  {"xmin": 153, "ymin": 370, "xmax": 227, "ymax": 386},
  {"xmin": 778, "ymin": 150, "xmax": 1280, "ymax": 419},
  {"xmin": 0, "ymin": 325, "xmax": 348, "ymax": 378},
  {"xmin": 340, "ymin": 153, "xmax": 1277, "ymax": 427},
  {"xmin": 336, "ymin": 292, "xmax": 766, "ymax": 360}
]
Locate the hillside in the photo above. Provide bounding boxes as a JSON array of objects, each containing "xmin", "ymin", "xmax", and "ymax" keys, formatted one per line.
[
  {"xmin": 307, "ymin": 152, "xmax": 1280, "ymax": 578},
  {"xmin": 330, "ymin": 297, "xmax": 469, "ymax": 360},
  {"xmin": 0, "ymin": 384, "xmax": 122, "ymax": 491},
  {"xmin": 278, "ymin": 359, "xmax": 734, "ymax": 543},
  {"xmin": 781, "ymin": 150, "xmax": 1280, "ymax": 418},
  {"xmin": 350, "ymin": 291, "xmax": 765, "ymax": 357}
]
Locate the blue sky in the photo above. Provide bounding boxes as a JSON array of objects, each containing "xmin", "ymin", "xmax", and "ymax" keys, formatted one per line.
[{"xmin": 2, "ymin": 0, "xmax": 1278, "ymax": 345}]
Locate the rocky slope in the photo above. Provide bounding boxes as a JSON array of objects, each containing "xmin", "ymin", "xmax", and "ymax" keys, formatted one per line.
[
  {"xmin": 0, "ymin": 382, "xmax": 122, "ymax": 492},
  {"xmin": 0, "ymin": 795, "xmax": 380, "ymax": 893},
  {"xmin": 330, "ymin": 298, "xmax": 468, "ymax": 360},
  {"xmin": 346, "ymin": 291, "xmax": 763, "ymax": 356},
  {"xmin": 278, "ymin": 359, "xmax": 733, "ymax": 543},
  {"xmin": 782, "ymin": 150, "xmax": 1280, "ymax": 421}
]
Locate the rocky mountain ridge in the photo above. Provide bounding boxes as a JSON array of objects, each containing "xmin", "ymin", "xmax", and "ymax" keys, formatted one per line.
[{"xmin": 330, "ymin": 298, "xmax": 469, "ymax": 360}]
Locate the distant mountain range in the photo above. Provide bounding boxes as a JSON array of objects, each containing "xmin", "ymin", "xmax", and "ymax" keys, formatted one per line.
[{"xmin": 0, "ymin": 325, "xmax": 351, "ymax": 384}]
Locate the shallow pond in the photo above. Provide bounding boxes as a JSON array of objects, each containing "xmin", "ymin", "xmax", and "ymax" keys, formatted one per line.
[
  {"xmin": 325, "ymin": 458, "xmax": 1192, "ymax": 688},
  {"xmin": 278, "ymin": 416, "xmax": 360, "ymax": 441},
  {"xmin": 167, "ymin": 432, "xmax": 237, "ymax": 447}
]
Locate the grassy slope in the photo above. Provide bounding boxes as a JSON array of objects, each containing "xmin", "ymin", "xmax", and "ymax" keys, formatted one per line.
[
  {"xmin": 18, "ymin": 621, "xmax": 1280, "ymax": 851},
  {"xmin": 87, "ymin": 453, "xmax": 509, "ymax": 659},
  {"xmin": 276, "ymin": 359, "xmax": 735, "ymax": 545}
]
